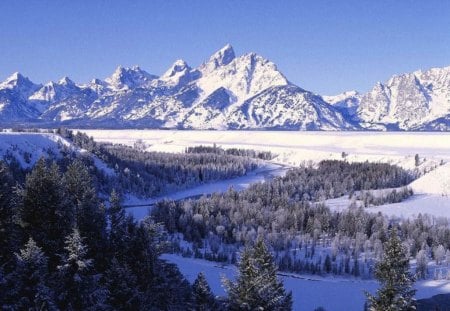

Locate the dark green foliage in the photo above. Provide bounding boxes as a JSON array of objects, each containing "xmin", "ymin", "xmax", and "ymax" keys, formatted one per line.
[
  {"xmin": 224, "ymin": 240, "xmax": 292, "ymax": 310},
  {"xmin": 65, "ymin": 159, "xmax": 107, "ymax": 268},
  {"xmin": 108, "ymin": 189, "xmax": 128, "ymax": 260},
  {"xmin": 0, "ymin": 157, "xmax": 196, "ymax": 310},
  {"xmin": 105, "ymin": 258, "xmax": 142, "ymax": 310},
  {"xmin": 0, "ymin": 161, "xmax": 19, "ymax": 265},
  {"xmin": 18, "ymin": 158, "xmax": 75, "ymax": 264},
  {"xmin": 192, "ymin": 272, "xmax": 217, "ymax": 311},
  {"xmin": 366, "ymin": 229, "xmax": 416, "ymax": 311},
  {"xmin": 186, "ymin": 144, "xmax": 275, "ymax": 160}
]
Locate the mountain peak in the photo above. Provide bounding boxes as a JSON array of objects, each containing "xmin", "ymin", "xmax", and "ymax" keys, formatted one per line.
[
  {"xmin": 106, "ymin": 65, "xmax": 157, "ymax": 89},
  {"xmin": 2, "ymin": 72, "xmax": 30, "ymax": 86},
  {"xmin": 162, "ymin": 59, "xmax": 190, "ymax": 78},
  {"xmin": 208, "ymin": 44, "xmax": 236, "ymax": 68},
  {"xmin": 0, "ymin": 72, "xmax": 39, "ymax": 95},
  {"xmin": 58, "ymin": 76, "xmax": 75, "ymax": 86}
]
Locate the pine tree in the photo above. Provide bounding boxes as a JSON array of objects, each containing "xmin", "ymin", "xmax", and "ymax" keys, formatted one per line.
[
  {"xmin": 104, "ymin": 258, "xmax": 142, "ymax": 310},
  {"xmin": 224, "ymin": 239, "xmax": 292, "ymax": 310},
  {"xmin": 366, "ymin": 229, "xmax": 416, "ymax": 311},
  {"xmin": 108, "ymin": 189, "xmax": 130, "ymax": 261},
  {"xmin": 56, "ymin": 229, "xmax": 108, "ymax": 310},
  {"xmin": 0, "ymin": 161, "xmax": 18, "ymax": 266},
  {"xmin": 3, "ymin": 238, "xmax": 56, "ymax": 310},
  {"xmin": 65, "ymin": 160, "xmax": 107, "ymax": 267},
  {"xmin": 192, "ymin": 272, "xmax": 216, "ymax": 310},
  {"xmin": 19, "ymin": 159, "xmax": 75, "ymax": 264}
]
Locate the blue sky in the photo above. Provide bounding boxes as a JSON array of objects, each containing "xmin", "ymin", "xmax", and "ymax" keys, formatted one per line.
[{"xmin": 1, "ymin": 0, "xmax": 450, "ymax": 94}]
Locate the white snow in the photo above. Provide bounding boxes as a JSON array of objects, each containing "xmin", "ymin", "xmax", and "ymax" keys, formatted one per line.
[
  {"xmin": 411, "ymin": 163, "xmax": 450, "ymax": 196},
  {"xmin": 0, "ymin": 132, "xmax": 72, "ymax": 168},
  {"xmin": 77, "ymin": 130, "xmax": 450, "ymax": 168},
  {"xmin": 0, "ymin": 132, "xmax": 114, "ymax": 176}
]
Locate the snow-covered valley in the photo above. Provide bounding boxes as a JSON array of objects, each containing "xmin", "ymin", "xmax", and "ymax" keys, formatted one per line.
[
  {"xmin": 3, "ymin": 129, "xmax": 450, "ymax": 310},
  {"xmin": 75, "ymin": 129, "xmax": 450, "ymax": 310}
]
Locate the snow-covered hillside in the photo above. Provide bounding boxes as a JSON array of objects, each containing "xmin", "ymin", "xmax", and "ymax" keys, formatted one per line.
[
  {"xmin": 0, "ymin": 132, "xmax": 75, "ymax": 168},
  {"xmin": 0, "ymin": 132, "xmax": 114, "ymax": 175}
]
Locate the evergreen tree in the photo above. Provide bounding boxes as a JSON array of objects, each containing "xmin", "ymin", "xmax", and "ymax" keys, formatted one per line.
[
  {"xmin": 366, "ymin": 229, "xmax": 416, "ymax": 311},
  {"xmin": 108, "ymin": 189, "xmax": 128, "ymax": 260},
  {"xmin": 224, "ymin": 239, "xmax": 292, "ymax": 310},
  {"xmin": 65, "ymin": 160, "xmax": 107, "ymax": 267},
  {"xmin": 104, "ymin": 258, "xmax": 142, "ymax": 310},
  {"xmin": 56, "ymin": 229, "xmax": 107, "ymax": 310},
  {"xmin": 415, "ymin": 250, "xmax": 428, "ymax": 280},
  {"xmin": 150, "ymin": 261, "xmax": 193, "ymax": 310},
  {"xmin": 19, "ymin": 159, "xmax": 75, "ymax": 264},
  {"xmin": 192, "ymin": 272, "xmax": 216, "ymax": 310},
  {"xmin": 0, "ymin": 161, "xmax": 18, "ymax": 266},
  {"xmin": 3, "ymin": 238, "xmax": 56, "ymax": 310}
]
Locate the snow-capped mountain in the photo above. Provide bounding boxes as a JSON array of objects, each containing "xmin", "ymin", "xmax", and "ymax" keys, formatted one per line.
[
  {"xmin": 0, "ymin": 72, "xmax": 42, "ymax": 121},
  {"xmin": 356, "ymin": 66, "xmax": 450, "ymax": 130},
  {"xmin": 322, "ymin": 91, "xmax": 361, "ymax": 118},
  {"xmin": 0, "ymin": 44, "xmax": 352, "ymax": 130},
  {"xmin": 1, "ymin": 45, "xmax": 450, "ymax": 130}
]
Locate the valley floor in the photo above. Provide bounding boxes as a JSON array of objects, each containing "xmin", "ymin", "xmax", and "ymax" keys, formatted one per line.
[{"xmin": 163, "ymin": 253, "xmax": 450, "ymax": 311}]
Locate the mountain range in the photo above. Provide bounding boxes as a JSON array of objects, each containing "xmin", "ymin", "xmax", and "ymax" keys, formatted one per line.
[{"xmin": 1, "ymin": 44, "xmax": 449, "ymax": 130}]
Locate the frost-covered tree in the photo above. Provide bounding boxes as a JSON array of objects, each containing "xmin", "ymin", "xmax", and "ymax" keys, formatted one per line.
[
  {"xmin": 108, "ymin": 189, "xmax": 132, "ymax": 262},
  {"xmin": 416, "ymin": 249, "xmax": 428, "ymax": 280},
  {"xmin": 433, "ymin": 245, "xmax": 445, "ymax": 265},
  {"xmin": 3, "ymin": 238, "xmax": 56, "ymax": 310},
  {"xmin": 192, "ymin": 272, "xmax": 216, "ymax": 310},
  {"xmin": 366, "ymin": 229, "xmax": 416, "ymax": 311},
  {"xmin": 224, "ymin": 239, "xmax": 292, "ymax": 310},
  {"xmin": 56, "ymin": 229, "xmax": 107, "ymax": 310}
]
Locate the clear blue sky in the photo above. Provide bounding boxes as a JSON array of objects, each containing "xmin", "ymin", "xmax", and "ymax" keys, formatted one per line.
[{"xmin": 1, "ymin": 0, "xmax": 450, "ymax": 94}]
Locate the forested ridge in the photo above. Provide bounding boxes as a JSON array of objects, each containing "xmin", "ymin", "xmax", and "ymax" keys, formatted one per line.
[{"xmin": 60, "ymin": 129, "xmax": 261, "ymax": 197}]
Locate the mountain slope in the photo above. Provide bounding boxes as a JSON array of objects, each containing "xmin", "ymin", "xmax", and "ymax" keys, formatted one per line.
[
  {"xmin": 356, "ymin": 66, "xmax": 450, "ymax": 130},
  {"xmin": 1, "ymin": 46, "xmax": 450, "ymax": 130}
]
